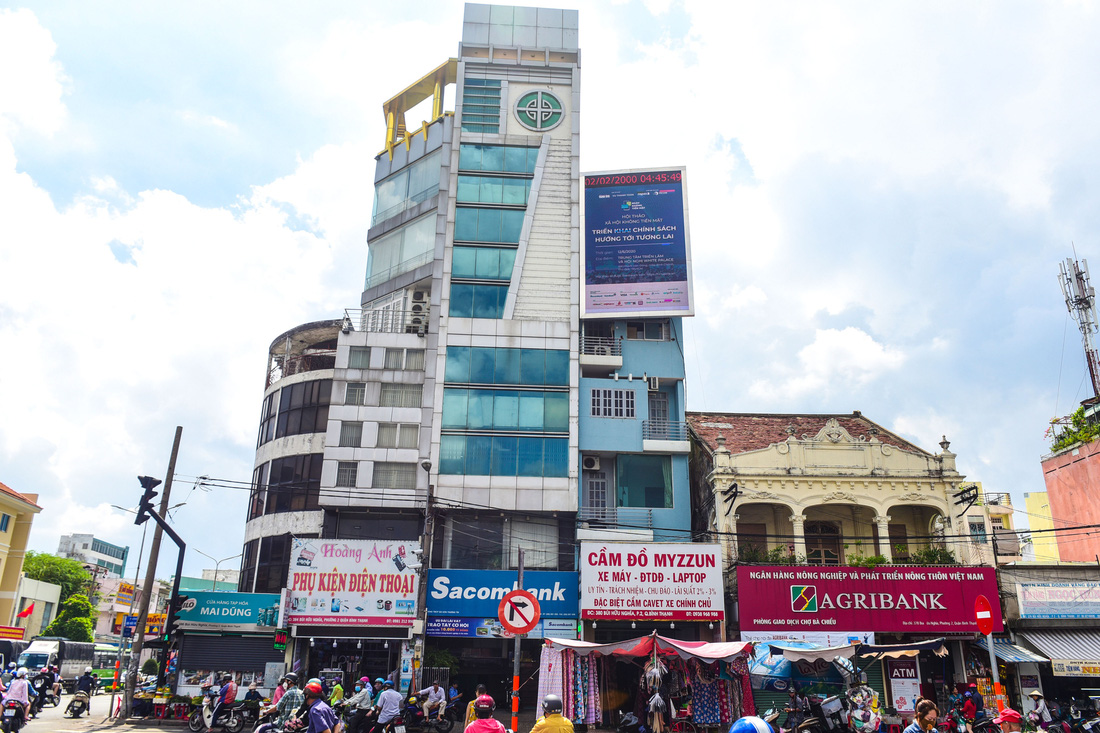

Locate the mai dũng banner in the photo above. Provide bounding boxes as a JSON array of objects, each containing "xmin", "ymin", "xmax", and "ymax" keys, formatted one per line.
[
  {"xmin": 737, "ymin": 565, "xmax": 1002, "ymax": 634},
  {"xmin": 287, "ymin": 539, "xmax": 421, "ymax": 626}
]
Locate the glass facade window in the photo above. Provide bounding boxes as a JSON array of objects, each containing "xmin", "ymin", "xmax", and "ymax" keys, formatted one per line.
[
  {"xmin": 449, "ymin": 517, "xmax": 505, "ymax": 569},
  {"xmin": 365, "ymin": 214, "xmax": 436, "ymax": 289},
  {"xmin": 250, "ymin": 454, "xmax": 323, "ymax": 515},
  {"xmin": 439, "ymin": 435, "xmax": 568, "ymax": 477},
  {"xmin": 348, "ymin": 347, "xmax": 371, "ymax": 369},
  {"xmin": 372, "ymin": 462, "xmax": 417, "ymax": 490},
  {"xmin": 591, "ymin": 388, "xmax": 636, "ymax": 418},
  {"xmin": 449, "ymin": 283, "xmax": 508, "ymax": 318},
  {"xmin": 257, "ymin": 392, "xmax": 277, "ymax": 446},
  {"xmin": 454, "ymin": 207, "xmax": 525, "ymax": 243},
  {"xmin": 452, "ymin": 246, "xmax": 516, "ymax": 281},
  {"xmin": 336, "ymin": 461, "xmax": 358, "ymax": 487},
  {"xmin": 457, "ymin": 175, "xmax": 531, "ymax": 205},
  {"xmin": 371, "ymin": 150, "xmax": 441, "ymax": 225},
  {"xmin": 274, "ymin": 379, "xmax": 332, "ymax": 440},
  {"xmin": 377, "ymin": 423, "xmax": 419, "ymax": 449},
  {"xmin": 461, "ymin": 79, "xmax": 502, "ymax": 134},
  {"xmin": 616, "ymin": 454, "xmax": 673, "ymax": 508},
  {"xmin": 442, "ymin": 389, "xmax": 567, "ymax": 432},
  {"xmin": 339, "ymin": 421, "xmax": 363, "ymax": 447},
  {"xmin": 249, "ymin": 533, "xmax": 318, "ymax": 595},
  {"xmin": 445, "ymin": 347, "xmax": 569, "ymax": 386},
  {"xmin": 346, "ymin": 382, "xmax": 366, "ymax": 405},
  {"xmin": 458, "ymin": 144, "xmax": 539, "ymax": 174},
  {"xmin": 379, "ymin": 383, "xmax": 423, "ymax": 408}
]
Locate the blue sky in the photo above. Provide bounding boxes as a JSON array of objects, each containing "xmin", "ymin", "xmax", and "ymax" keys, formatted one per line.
[{"xmin": 1, "ymin": 0, "xmax": 1098, "ymax": 576}]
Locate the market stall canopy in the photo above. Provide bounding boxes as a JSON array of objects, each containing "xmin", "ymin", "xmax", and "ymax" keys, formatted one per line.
[
  {"xmin": 768, "ymin": 644, "xmax": 858, "ymax": 663},
  {"xmin": 972, "ymin": 637, "xmax": 1048, "ymax": 664},
  {"xmin": 751, "ymin": 640, "xmax": 853, "ymax": 682},
  {"xmin": 546, "ymin": 632, "xmax": 752, "ymax": 662},
  {"xmin": 768, "ymin": 638, "xmax": 947, "ymax": 663}
]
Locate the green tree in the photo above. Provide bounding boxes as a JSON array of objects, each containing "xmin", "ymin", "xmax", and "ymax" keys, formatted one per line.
[
  {"xmin": 22, "ymin": 551, "xmax": 93, "ymax": 602},
  {"xmin": 141, "ymin": 657, "xmax": 159, "ymax": 676},
  {"xmin": 42, "ymin": 594, "xmax": 95, "ymax": 642}
]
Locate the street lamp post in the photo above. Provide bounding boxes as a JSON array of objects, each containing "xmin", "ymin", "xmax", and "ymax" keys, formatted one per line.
[{"xmin": 192, "ymin": 549, "xmax": 243, "ymax": 590}]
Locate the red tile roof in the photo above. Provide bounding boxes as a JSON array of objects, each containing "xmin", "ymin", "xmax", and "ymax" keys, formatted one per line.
[
  {"xmin": 0, "ymin": 481, "xmax": 42, "ymax": 509},
  {"xmin": 687, "ymin": 411, "xmax": 930, "ymax": 457}
]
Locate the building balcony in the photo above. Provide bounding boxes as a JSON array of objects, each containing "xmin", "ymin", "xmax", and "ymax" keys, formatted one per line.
[
  {"xmin": 579, "ymin": 336, "xmax": 622, "ymax": 373},
  {"xmin": 343, "ymin": 308, "xmax": 430, "ymax": 335},
  {"xmin": 267, "ymin": 351, "xmax": 336, "ymax": 388},
  {"xmin": 576, "ymin": 506, "xmax": 655, "ymax": 542},
  {"xmin": 642, "ymin": 419, "xmax": 690, "ymax": 453}
]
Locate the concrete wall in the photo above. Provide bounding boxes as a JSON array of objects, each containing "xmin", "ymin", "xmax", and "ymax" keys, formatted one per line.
[{"xmin": 1042, "ymin": 440, "xmax": 1100, "ymax": 562}]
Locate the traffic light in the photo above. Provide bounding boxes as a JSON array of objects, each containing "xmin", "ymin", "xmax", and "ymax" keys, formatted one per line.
[
  {"xmin": 166, "ymin": 594, "xmax": 191, "ymax": 641},
  {"xmin": 135, "ymin": 475, "xmax": 162, "ymax": 526}
]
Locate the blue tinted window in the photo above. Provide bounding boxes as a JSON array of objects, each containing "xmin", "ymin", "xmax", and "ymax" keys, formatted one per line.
[
  {"xmin": 544, "ymin": 438, "xmax": 569, "ymax": 477},
  {"xmin": 491, "ymin": 436, "xmax": 518, "ymax": 475},
  {"xmin": 518, "ymin": 392, "xmax": 545, "ymax": 430},
  {"xmin": 476, "ymin": 208, "xmax": 500, "ymax": 241},
  {"xmin": 466, "ymin": 436, "xmax": 492, "ymax": 474},
  {"xmin": 450, "ymin": 284, "xmax": 473, "ymax": 316},
  {"xmin": 470, "ymin": 347, "xmax": 496, "ymax": 383},
  {"xmin": 445, "ymin": 347, "xmax": 470, "ymax": 382},
  {"xmin": 441, "ymin": 389, "xmax": 468, "ymax": 429},
  {"xmin": 452, "ymin": 246, "xmax": 516, "ymax": 281},
  {"xmin": 520, "ymin": 349, "xmax": 544, "ymax": 385},
  {"xmin": 467, "ymin": 391, "xmax": 494, "ymax": 429},
  {"xmin": 495, "ymin": 348, "xmax": 521, "ymax": 385},
  {"xmin": 455, "ymin": 207, "xmax": 525, "ymax": 244},
  {"xmin": 545, "ymin": 350, "xmax": 569, "ymax": 386},
  {"xmin": 472, "ymin": 284, "xmax": 507, "ymax": 318},
  {"xmin": 544, "ymin": 393, "xmax": 569, "ymax": 431},
  {"xmin": 454, "ymin": 208, "xmax": 478, "ymax": 241},
  {"xmin": 517, "ymin": 438, "xmax": 543, "ymax": 476},
  {"xmin": 440, "ymin": 435, "xmax": 465, "ymax": 474},
  {"xmin": 458, "ymin": 145, "xmax": 537, "ymax": 174},
  {"xmin": 493, "ymin": 390, "xmax": 519, "ymax": 429},
  {"xmin": 501, "ymin": 210, "xmax": 525, "ymax": 242},
  {"xmin": 458, "ymin": 145, "xmax": 482, "ymax": 171}
]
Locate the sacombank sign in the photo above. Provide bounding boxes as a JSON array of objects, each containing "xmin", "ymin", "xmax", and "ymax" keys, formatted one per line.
[
  {"xmin": 427, "ymin": 570, "xmax": 579, "ymax": 618},
  {"xmin": 737, "ymin": 566, "xmax": 1003, "ymax": 634}
]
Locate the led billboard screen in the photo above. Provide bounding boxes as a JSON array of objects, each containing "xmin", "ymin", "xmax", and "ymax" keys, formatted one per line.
[{"xmin": 582, "ymin": 167, "xmax": 693, "ymax": 318}]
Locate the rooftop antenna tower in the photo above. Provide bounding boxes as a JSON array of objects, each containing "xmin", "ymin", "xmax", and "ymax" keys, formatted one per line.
[{"xmin": 1059, "ymin": 255, "xmax": 1100, "ymax": 399}]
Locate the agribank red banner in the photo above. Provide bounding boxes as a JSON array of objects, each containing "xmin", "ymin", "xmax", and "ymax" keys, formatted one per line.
[{"xmin": 737, "ymin": 565, "xmax": 1002, "ymax": 633}]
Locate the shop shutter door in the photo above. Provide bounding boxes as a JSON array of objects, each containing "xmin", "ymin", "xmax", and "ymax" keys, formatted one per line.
[
  {"xmin": 179, "ymin": 635, "xmax": 283, "ymax": 670},
  {"xmin": 752, "ymin": 689, "xmax": 791, "ymax": 716},
  {"xmin": 864, "ymin": 660, "xmax": 886, "ymax": 707}
]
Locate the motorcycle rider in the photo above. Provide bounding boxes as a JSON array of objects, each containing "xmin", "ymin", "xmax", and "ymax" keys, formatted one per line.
[
  {"xmin": 256, "ymin": 673, "xmax": 304, "ymax": 733},
  {"xmin": 784, "ymin": 686, "xmax": 809, "ymax": 732},
  {"xmin": 75, "ymin": 667, "xmax": 95, "ymax": 715},
  {"xmin": 904, "ymin": 700, "xmax": 939, "ymax": 733},
  {"xmin": 210, "ymin": 673, "xmax": 239, "ymax": 728},
  {"xmin": 728, "ymin": 717, "xmax": 776, "ymax": 733},
  {"xmin": 299, "ymin": 680, "xmax": 339, "ymax": 733},
  {"xmin": 1, "ymin": 663, "xmax": 13, "ymax": 686},
  {"xmin": 51, "ymin": 665, "xmax": 62, "ymax": 698},
  {"xmin": 4, "ymin": 668, "xmax": 30, "ymax": 720},
  {"xmin": 465, "ymin": 685, "xmax": 488, "ymax": 728},
  {"xmin": 529, "ymin": 694, "xmax": 573, "ymax": 733},
  {"xmin": 465, "ymin": 694, "xmax": 503, "ymax": 733},
  {"xmin": 1030, "ymin": 691, "xmax": 1052, "ymax": 729},
  {"xmin": 969, "ymin": 684, "xmax": 985, "ymax": 719},
  {"xmin": 995, "ymin": 709, "xmax": 1024, "ymax": 733},
  {"xmin": 29, "ymin": 665, "xmax": 52, "ymax": 716},
  {"xmin": 343, "ymin": 677, "xmax": 376, "ymax": 733},
  {"xmin": 372, "ymin": 679, "xmax": 403, "ymax": 733},
  {"xmin": 418, "ymin": 680, "xmax": 447, "ymax": 722}
]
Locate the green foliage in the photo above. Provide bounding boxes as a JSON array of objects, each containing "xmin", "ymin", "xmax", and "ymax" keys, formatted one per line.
[
  {"xmin": 1051, "ymin": 407, "xmax": 1100, "ymax": 452},
  {"xmin": 846, "ymin": 553, "xmax": 890, "ymax": 568},
  {"xmin": 42, "ymin": 593, "xmax": 96, "ymax": 642},
  {"xmin": 141, "ymin": 657, "xmax": 160, "ymax": 675},
  {"xmin": 424, "ymin": 647, "xmax": 460, "ymax": 675},
  {"xmin": 22, "ymin": 551, "xmax": 93, "ymax": 602},
  {"xmin": 906, "ymin": 546, "xmax": 958, "ymax": 565},
  {"xmin": 737, "ymin": 544, "xmax": 804, "ymax": 565}
]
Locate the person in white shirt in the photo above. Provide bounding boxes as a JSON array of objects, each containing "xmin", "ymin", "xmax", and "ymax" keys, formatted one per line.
[
  {"xmin": 374, "ymin": 680, "xmax": 403, "ymax": 733},
  {"xmin": 4, "ymin": 668, "xmax": 30, "ymax": 719},
  {"xmin": 418, "ymin": 681, "xmax": 447, "ymax": 722}
]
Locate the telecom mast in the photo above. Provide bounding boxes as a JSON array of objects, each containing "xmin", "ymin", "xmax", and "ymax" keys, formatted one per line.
[{"xmin": 1060, "ymin": 256, "xmax": 1100, "ymax": 398}]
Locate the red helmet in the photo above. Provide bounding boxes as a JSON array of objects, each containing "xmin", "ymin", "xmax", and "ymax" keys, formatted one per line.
[
  {"xmin": 474, "ymin": 695, "xmax": 496, "ymax": 718},
  {"xmin": 304, "ymin": 682, "xmax": 323, "ymax": 697}
]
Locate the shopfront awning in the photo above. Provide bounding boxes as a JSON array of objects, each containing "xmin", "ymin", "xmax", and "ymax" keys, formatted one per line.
[
  {"xmin": 767, "ymin": 638, "xmax": 947, "ymax": 664},
  {"xmin": 972, "ymin": 637, "xmax": 1049, "ymax": 664},
  {"xmin": 1019, "ymin": 630, "xmax": 1100, "ymax": 676},
  {"xmin": 546, "ymin": 632, "xmax": 753, "ymax": 662}
]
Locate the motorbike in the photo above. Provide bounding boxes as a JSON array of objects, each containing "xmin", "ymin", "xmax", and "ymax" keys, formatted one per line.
[
  {"xmin": 65, "ymin": 690, "xmax": 90, "ymax": 718},
  {"xmin": 399, "ymin": 695, "xmax": 456, "ymax": 733},
  {"xmin": 0, "ymin": 699, "xmax": 26, "ymax": 733},
  {"xmin": 187, "ymin": 686, "xmax": 245, "ymax": 733}
]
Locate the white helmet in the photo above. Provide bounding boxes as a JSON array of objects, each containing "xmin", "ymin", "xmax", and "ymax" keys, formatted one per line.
[
  {"xmin": 85, "ymin": 666, "xmax": 93, "ymax": 673},
  {"xmin": 16, "ymin": 667, "xmax": 26, "ymax": 678}
]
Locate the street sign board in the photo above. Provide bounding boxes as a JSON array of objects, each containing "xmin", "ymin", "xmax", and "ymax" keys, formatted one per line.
[
  {"xmin": 498, "ymin": 590, "xmax": 540, "ymax": 635},
  {"xmin": 975, "ymin": 594, "xmax": 994, "ymax": 636}
]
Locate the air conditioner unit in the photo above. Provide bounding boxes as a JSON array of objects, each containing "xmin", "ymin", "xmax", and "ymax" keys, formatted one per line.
[
  {"xmin": 592, "ymin": 344, "xmax": 611, "ymax": 357},
  {"xmin": 411, "ymin": 302, "xmax": 428, "ymax": 315},
  {"xmin": 648, "ymin": 376, "xmax": 660, "ymax": 391},
  {"xmin": 405, "ymin": 316, "xmax": 426, "ymax": 334},
  {"xmin": 411, "ymin": 289, "xmax": 429, "ymax": 303},
  {"xmin": 582, "ymin": 455, "xmax": 601, "ymax": 472}
]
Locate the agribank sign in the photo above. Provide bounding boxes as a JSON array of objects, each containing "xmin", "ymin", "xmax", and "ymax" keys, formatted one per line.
[
  {"xmin": 737, "ymin": 566, "xmax": 1002, "ymax": 634},
  {"xmin": 579, "ymin": 542, "xmax": 724, "ymax": 621}
]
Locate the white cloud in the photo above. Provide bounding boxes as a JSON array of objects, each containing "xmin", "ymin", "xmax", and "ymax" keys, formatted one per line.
[
  {"xmin": 179, "ymin": 110, "xmax": 238, "ymax": 133},
  {"xmin": 0, "ymin": 9, "xmax": 67, "ymax": 136}
]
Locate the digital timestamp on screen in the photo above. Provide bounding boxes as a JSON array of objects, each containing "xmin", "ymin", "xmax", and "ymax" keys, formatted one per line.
[{"xmin": 584, "ymin": 171, "xmax": 682, "ymax": 187}]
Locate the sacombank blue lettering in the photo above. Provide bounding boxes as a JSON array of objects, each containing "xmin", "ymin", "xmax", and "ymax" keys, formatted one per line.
[{"xmin": 426, "ymin": 570, "xmax": 579, "ymax": 618}]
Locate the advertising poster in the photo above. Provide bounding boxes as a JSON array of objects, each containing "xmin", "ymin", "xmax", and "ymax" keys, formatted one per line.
[
  {"xmin": 740, "ymin": 630, "xmax": 876, "ymax": 647},
  {"xmin": 116, "ymin": 582, "xmax": 135, "ymax": 606},
  {"xmin": 887, "ymin": 660, "xmax": 921, "ymax": 712},
  {"xmin": 737, "ymin": 566, "xmax": 1002, "ymax": 633},
  {"xmin": 1018, "ymin": 582, "xmax": 1100, "ymax": 618},
  {"xmin": 579, "ymin": 542, "xmax": 723, "ymax": 621},
  {"xmin": 174, "ymin": 591, "xmax": 281, "ymax": 632},
  {"xmin": 287, "ymin": 539, "xmax": 420, "ymax": 626},
  {"xmin": 118, "ymin": 612, "xmax": 167, "ymax": 636},
  {"xmin": 425, "ymin": 617, "xmax": 577, "ymax": 639},
  {"xmin": 426, "ymin": 570, "xmax": 578, "ymax": 618},
  {"xmin": 582, "ymin": 167, "xmax": 693, "ymax": 318}
]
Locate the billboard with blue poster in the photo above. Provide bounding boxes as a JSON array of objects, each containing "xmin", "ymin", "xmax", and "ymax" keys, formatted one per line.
[
  {"xmin": 426, "ymin": 617, "xmax": 577, "ymax": 639},
  {"xmin": 426, "ymin": 570, "xmax": 579, "ymax": 618}
]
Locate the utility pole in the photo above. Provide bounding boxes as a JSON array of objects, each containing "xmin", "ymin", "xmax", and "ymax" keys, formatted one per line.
[
  {"xmin": 511, "ymin": 549, "xmax": 524, "ymax": 733},
  {"xmin": 123, "ymin": 426, "xmax": 182, "ymax": 719},
  {"xmin": 1059, "ymin": 256, "xmax": 1100, "ymax": 398}
]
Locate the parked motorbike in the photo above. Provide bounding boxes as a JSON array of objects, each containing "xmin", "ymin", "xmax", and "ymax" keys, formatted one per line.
[
  {"xmin": 65, "ymin": 690, "xmax": 90, "ymax": 718},
  {"xmin": 0, "ymin": 699, "xmax": 26, "ymax": 733},
  {"xmin": 187, "ymin": 686, "xmax": 244, "ymax": 733},
  {"xmin": 400, "ymin": 695, "xmax": 456, "ymax": 733}
]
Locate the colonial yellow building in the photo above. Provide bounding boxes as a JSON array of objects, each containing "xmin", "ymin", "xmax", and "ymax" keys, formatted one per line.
[{"xmin": 0, "ymin": 481, "xmax": 42, "ymax": 625}]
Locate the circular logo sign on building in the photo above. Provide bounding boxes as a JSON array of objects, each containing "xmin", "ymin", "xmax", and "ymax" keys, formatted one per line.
[{"xmin": 514, "ymin": 90, "xmax": 564, "ymax": 132}]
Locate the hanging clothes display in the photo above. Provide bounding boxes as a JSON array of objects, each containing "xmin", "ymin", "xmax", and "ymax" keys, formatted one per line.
[
  {"xmin": 538, "ymin": 646, "xmax": 602, "ymax": 725},
  {"xmin": 537, "ymin": 646, "xmax": 564, "ymax": 711}
]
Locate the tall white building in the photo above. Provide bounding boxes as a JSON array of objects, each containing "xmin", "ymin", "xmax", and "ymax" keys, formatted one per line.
[{"xmin": 58, "ymin": 533, "xmax": 128, "ymax": 577}]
